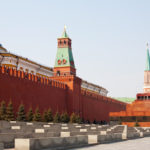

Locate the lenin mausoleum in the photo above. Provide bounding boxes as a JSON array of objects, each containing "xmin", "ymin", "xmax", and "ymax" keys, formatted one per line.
[
  {"xmin": 0, "ymin": 28, "xmax": 126, "ymax": 123},
  {"xmin": 110, "ymin": 44, "xmax": 150, "ymax": 127}
]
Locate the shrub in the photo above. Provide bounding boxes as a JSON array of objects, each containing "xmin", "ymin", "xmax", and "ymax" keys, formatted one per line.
[
  {"xmin": 47, "ymin": 108, "xmax": 53, "ymax": 122},
  {"xmin": 118, "ymin": 117, "xmax": 122, "ymax": 125},
  {"xmin": 0, "ymin": 101, "xmax": 6, "ymax": 120},
  {"xmin": 70, "ymin": 112, "xmax": 76, "ymax": 123},
  {"xmin": 33, "ymin": 108, "xmax": 41, "ymax": 122},
  {"xmin": 5, "ymin": 101, "xmax": 15, "ymax": 121},
  {"xmin": 60, "ymin": 112, "xmax": 70, "ymax": 123},
  {"xmin": 42, "ymin": 110, "xmax": 49, "ymax": 122},
  {"xmin": 75, "ymin": 114, "xmax": 81, "ymax": 124},
  {"xmin": 134, "ymin": 120, "xmax": 140, "ymax": 127},
  {"xmin": 26, "ymin": 108, "xmax": 33, "ymax": 121},
  {"xmin": 53, "ymin": 112, "xmax": 60, "ymax": 123},
  {"xmin": 93, "ymin": 119, "xmax": 97, "ymax": 124},
  {"xmin": 17, "ymin": 104, "xmax": 26, "ymax": 121}
]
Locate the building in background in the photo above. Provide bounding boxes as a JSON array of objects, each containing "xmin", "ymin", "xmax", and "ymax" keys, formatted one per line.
[
  {"xmin": 110, "ymin": 44, "xmax": 150, "ymax": 126},
  {"xmin": 0, "ymin": 44, "xmax": 53, "ymax": 78}
]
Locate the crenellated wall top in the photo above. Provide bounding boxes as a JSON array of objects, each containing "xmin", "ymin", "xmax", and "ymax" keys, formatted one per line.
[
  {"xmin": 81, "ymin": 88, "xmax": 126, "ymax": 107},
  {"xmin": 0, "ymin": 66, "xmax": 67, "ymax": 90}
]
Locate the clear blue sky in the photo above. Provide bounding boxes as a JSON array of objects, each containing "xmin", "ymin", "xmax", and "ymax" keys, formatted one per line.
[{"xmin": 1, "ymin": 0, "xmax": 150, "ymax": 97}]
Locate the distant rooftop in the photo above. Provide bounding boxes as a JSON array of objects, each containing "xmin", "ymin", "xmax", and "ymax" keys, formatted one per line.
[{"xmin": 112, "ymin": 97, "xmax": 135, "ymax": 103}]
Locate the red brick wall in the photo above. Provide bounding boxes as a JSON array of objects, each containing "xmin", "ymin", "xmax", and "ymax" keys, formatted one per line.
[
  {"xmin": 0, "ymin": 66, "xmax": 126, "ymax": 121},
  {"xmin": 0, "ymin": 67, "xmax": 67, "ymax": 114},
  {"xmin": 81, "ymin": 92, "xmax": 126, "ymax": 122}
]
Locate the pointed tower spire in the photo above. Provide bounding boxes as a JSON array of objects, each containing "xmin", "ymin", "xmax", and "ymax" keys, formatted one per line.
[
  {"xmin": 144, "ymin": 43, "xmax": 150, "ymax": 93},
  {"xmin": 145, "ymin": 43, "xmax": 150, "ymax": 71},
  {"xmin": 61, "ymin": 25, "xmax": 69, "ymax": 38}
]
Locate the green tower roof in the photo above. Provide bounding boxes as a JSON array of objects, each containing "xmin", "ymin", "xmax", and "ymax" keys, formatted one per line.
[
  {"xmin": 54, "ymin": 28, "xmax": 75, "ymax": 68},
  {"xmin": 145, "ymin": 43, "xmax": 150, "ymax": 71}
]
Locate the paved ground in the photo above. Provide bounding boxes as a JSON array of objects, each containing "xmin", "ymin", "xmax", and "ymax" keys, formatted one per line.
[
  {"xmin": 71, "ymin": 137, "xmax": 150, "ymax": 150},
  {"xmin": 5, "ymin": 137, "xmax": 150, "ymax": 150}
]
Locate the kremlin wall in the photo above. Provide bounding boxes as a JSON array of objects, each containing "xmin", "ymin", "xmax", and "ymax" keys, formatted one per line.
[{"xmin": 0, "ymin": 28, "xmax": 126, "ymax": 123}]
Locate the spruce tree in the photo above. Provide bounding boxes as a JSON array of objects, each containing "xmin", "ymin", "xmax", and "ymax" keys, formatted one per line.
[
  {"xmin": 42, "ymin": 110, "xmax": 48, "ymax": 122},
  {"xmin": 118, "ymin": 117, "xmax": 122, "ymax": 125},
  {"xmin": 26, "ymin": 108, "xmax": 33, "ymax": 122},
  {"xmin": 134, "ymin": 119, "xmax": 140, "ymax": 127},
  {"xmin": 33, "ymin": 108, "xmax": 41, "ymax": 122},
  {"xmin": 70, "ymin": 112, "xmax": 76, "ymax": 123},
  {"xmin": 53, "ymin": 111, "xmax": 60, "ymax": 123},
  {"xmin": 60, "ymin": 112, "xmax": 70, "ymax": 123},
  {"xmin": 47, "ymin": 108, "xmax": 53, "ymax": 122},
  {"xmin": 76, "ymin": 114, "xmax": 81, "ymax": 124},
  {"xmin": 17, "ymin": 104, "xmax": 26, "ymax": 121},
  {"xmin": 0, "ymin": 101, "xmax": 6, "ymax": 120},
  {"xmin": 6, "ymin": 101, "xmax": 15, "ymax": 121}
]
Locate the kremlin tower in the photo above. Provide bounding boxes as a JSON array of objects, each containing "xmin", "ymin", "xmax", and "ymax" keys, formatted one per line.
[
  {"xmin": 144, "ymin": 43, "xmax": 150, "ymax": 93},
  {"xmin": 53, "ymin": 27, "xmax": 76, "ymax": 76},
  {"xmin": 50, "ymin": 27, "xmax": 82, "ymax": 115}
]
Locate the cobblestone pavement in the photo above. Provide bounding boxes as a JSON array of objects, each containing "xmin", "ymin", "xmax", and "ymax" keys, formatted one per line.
[{"xmin": 72, "ymin": 137, "xmax": 150, "ymax": 150}]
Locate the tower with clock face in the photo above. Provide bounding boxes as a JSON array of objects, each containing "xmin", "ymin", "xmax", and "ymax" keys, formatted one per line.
[{"xmin": 53, "ymin": 27, "xmax": 76, "ymax": 76}]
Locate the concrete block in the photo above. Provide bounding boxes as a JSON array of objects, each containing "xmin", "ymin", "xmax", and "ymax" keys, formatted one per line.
[
  {"xmin": 122, "ymin": 125, "xmax": 127, "ymax": 140},
  {"xmin": 15, "ymin": 136, "xmax": 88, "ymax": 150},
  {"xmin": 91, "ymin": 127, "xmax": 96, "ymax": 130},
  {"xmin": 107, "ymin": 129, "xmax": 111, "ymax": 132},
  {"xmin": 140, "ymin": 132, "xmax": 143, "ymax": 137},
  {"xmin": 100, "ymin": 131, "xmax": 107, "ymax": 135},
  {"xmin": 122, "ymin": 133, "xmax": 127, "ymax": 140},
  {"xmin": 62, "ymin": 124, "xmax": 67, "ymax": 126},
  {"xmin": 35, "ymin": 129, "xmax": 45, "ymax": 133},
  {"xmin": 98, "ymin": 126, "xmax": 102, "ymax": 128},
  {"xmin": 91, "ymin": 124, "xmax": 96, "ymax": 126},
  {"xmin": 43, "ymin": 125, "xmax": 50, "ymax": 128},
  {"xmin": 73, "ymin": 123, "xmax": 78, "ymax": 125},
  {"xmin": 0, "ymin": 143, "xmax": 4, "ymax": 150},
  {"xmin": 80, "ymin": 129, "xmax": 87, "ymax": 132},
  {"xmin": 10, "ymin": 121, "xmax": 16, "ymax": 123},
  {"xmin": 48, "ymin": 122, "xmax": 54, "ymax": 125},
  {"xmin": 113, "ymin": 133, "xmax": 122, "ymax": 141},
  {"xmin": 26, "ymin": 123, "xmax": 33, "ymax": 125},
  {"xmin": 85, "ymin": 125, "xmax": 90, "ymax": 127},
  {"xmin": 60, "ymin": 132, "xmax": 70, "ymax": 137},
  {"xmin": 88, "ymin": 135, "xmax": 98, "ymax": 144},
  {"xmin": 127, "ymin": 132, "xmax": 134, "ymax": 139},
  {"xmin": 61, "ymin": 127, "xmax": 68, "ymax": 130},
  {"xmin": 11, "ymin": 126, "xmax": 20, "ymax": 130},
  {"xmin": 76, "ymin": 126, "xmax": 81, "ymax": 128},
  {"xmin": 98, "ymin": 135, "xmax": 106, "ymax": 143},
  {"xmin": 15, "ymin": 139, "xmax": 30, "ymax": 150}
]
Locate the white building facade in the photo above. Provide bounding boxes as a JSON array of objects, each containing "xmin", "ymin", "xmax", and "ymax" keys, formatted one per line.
[{"xmin": 0, "ymin": 44, "xmax": 108, "ymax": 96}]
